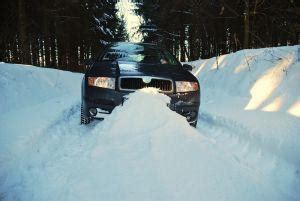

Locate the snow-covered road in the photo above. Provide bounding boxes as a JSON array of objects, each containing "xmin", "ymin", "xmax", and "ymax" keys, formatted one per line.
[{"xmin": 1, "ymin": 45, "xmax": 300, "ymax": 201}]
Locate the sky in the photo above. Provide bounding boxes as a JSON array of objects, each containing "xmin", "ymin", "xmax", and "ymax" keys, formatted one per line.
[{"xmin": 116, "ymin": 0, "xmax": 143, "ymax": 42}]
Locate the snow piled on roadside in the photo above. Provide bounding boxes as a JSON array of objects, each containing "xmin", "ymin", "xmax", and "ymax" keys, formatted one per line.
[
  {"xmin": 188, "ymin": 45, "xmax": 300, "ymax": 200},
  {"xmin": 0, "ymin": 64, "xmax": 80, "ymax": 115},
  {"xmin": 0, "ymin": 44, "xmax": 300, "ymax": 201},
  {"xmin": 188, "ymin": 45, "xmax": 300, "ymax": 167}
]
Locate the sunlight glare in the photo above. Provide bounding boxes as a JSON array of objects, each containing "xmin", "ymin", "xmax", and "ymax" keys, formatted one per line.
[
  {"xmin": 234, "ymin": 62, "xmax": 248, "ymax": 73},
  {"xmin": 244, "ymin": 57, "xmax": 292, "ymax": 110},
  {"xmin": 262, "ymin": 96, "xmax": 283, "ymax": 112},
  {"xmin": 193, "ymin": 60, "xmax": 208, "ymax": 76},
  {"xmin": 211, "ymin": 55, "xmax": 226, "ymax": 70},
  {"xmin": 116, "ymin": 0, "xmax": 143, "ymax": 42},
  {"xmin": 287, "ymin": 100, "xmax": 300, "ymax": 117}
]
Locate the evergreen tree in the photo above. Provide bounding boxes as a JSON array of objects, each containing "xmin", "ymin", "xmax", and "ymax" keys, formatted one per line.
[
  {"xmin": 0, "ymin": 0, "xmax": 128, "ymax": 72},
  {"xmin": 136, "ymin": 0, "xmax": 299, "ymax": 61}
]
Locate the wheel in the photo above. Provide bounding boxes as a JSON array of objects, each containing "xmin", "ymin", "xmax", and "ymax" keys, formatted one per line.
[{"xmin": 81, "ymin": 104, "xmax": 91, "ymax": 124}]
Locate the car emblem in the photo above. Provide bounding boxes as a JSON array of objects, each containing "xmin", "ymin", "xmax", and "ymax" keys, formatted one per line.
[{"xmin": 142, "ymin": 76, "xmax": 152, "ymax": 84}]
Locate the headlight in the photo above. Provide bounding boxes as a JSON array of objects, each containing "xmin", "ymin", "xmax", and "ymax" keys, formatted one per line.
[
  {"xmin": 175, "ymin": 81, "xmax": 199, "ymax": 92},
  {"xmin": 88, "ymin": 77, "xmax": 115, "ymax": 89}
]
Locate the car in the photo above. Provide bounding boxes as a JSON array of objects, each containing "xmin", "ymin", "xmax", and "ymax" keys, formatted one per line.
[{"xmin": 81, "ymin": 42, "xmax": 200, "ymax": 127}]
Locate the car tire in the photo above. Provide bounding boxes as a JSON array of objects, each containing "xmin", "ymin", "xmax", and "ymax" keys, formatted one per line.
[{"xmin": 81, "ymin": 104, "xmax": 91, "ymax": 124}]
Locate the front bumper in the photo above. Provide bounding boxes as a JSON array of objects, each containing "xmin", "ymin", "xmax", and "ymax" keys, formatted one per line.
[
  {"xmin": 168, "ymin": 91, "xmax": 200, "ymax": 123},
  {"xmin": 83, "ymin": 88, "xmax": 127, "ymax": 113},
  {"xmin": 82, "ymin": 87, "xmax": 200, "ymax": 123}
]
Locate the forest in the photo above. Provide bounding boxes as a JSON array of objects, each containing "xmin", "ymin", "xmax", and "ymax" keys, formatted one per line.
[
  {"xmin": 0, "ymin": 0, "xmax": 127, "ymax": 72},
  {"xmin": 137, "ymin": 0, "xmax": 300, "ymax": 61},
  {"xmin": 0, "ymin": 0, "xmax": 299, "ymax": 72}
]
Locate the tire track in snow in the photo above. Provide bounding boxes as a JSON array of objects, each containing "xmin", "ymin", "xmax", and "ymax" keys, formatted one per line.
[{"xmin": 197, "ymin": 111, "xmax": 300, "ymax": 199}]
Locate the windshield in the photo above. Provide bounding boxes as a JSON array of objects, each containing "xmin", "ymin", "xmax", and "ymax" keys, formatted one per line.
[{"xmin": 102, "ymin": 43, "xmax": 179, "ymax": 65}]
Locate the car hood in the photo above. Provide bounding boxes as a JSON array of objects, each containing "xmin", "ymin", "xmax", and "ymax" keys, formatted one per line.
[{"xmin": 87, "ymin": 61, "xmax": 197, "ymax": 81}]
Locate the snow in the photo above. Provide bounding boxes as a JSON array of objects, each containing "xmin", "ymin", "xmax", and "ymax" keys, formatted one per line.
[
  {"xmin": 188, "ymin": 45, "xmax": 300, "ymax": 167},
  {"xmin": 0, "ymin": 45, "xmax": 300, "ymax": 201}
]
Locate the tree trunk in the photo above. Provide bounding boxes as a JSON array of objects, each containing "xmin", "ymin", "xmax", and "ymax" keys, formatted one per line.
[
  {"xmin": 179, "ymin": 26, "xmax": 185, "ymax": 62},
  {"xmin": 79, "ymin": 42, "xmax": 85, "ymax": 64},
  {"xmin": 44, "ymin": 35, "xmax": 51, "ymax": 67},
  {"xmin": 18, "ymin": 0, "xmax": 30, "ymax": 64},
  {"xmin": 50, "ymin": 34, "xmax": 57, "ymax": 67},
  {"xmin": 69, "ymin": 41, "xmax": 78, "ymax": 72},
  {"xmin": 31, "ymin": 36, "xmax": 38, "ymax": 66},
  {"xmin": 43, "ymin": 3, "xmax": 51, "ymax": 67},
  {"xmin": 38, "ymin": 37, "xmax": 45, "ymax": 66},
  {"xmin": 14, "ymin": 36, "xmax": 20, "ymax": 63},
  {"xmin": 188, "ymin": 25, "xmax": 195, "ymax": 60},
  {"xmin": 243, "ymin": 0, "xmax": 250, "ymax": 49}
]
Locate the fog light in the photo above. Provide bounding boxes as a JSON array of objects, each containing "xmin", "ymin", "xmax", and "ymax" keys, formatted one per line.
[{"xmin": 89, "ymin": 108, "xmax": 97, "ymax": 116}]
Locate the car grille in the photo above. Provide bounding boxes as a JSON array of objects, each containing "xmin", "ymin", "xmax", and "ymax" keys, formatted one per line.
[{"xmin": 119, "ymin": 76, "xmax": 173, "ymax": 92}]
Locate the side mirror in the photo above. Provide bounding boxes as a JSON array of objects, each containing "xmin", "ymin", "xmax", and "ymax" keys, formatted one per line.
[{"xmin": 182, "ymin": 64, "xmax": 193, "ymax": 71}]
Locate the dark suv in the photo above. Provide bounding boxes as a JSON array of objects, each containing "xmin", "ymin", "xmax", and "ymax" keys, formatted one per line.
[{"xmin": 81, "ymin": 42, "xmax": 200, "ymax": 126}]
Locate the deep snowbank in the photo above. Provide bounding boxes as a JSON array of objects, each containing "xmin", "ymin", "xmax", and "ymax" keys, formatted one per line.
[
  {"xmin": 188, "ymin": 45, "xmax": 300, "ymax": 167},
  {"xmin": 0, "ymin": 63, "xmax": 81, "ymax": 115},
  {"xmin": 0, "ymin": 45, "xmax": 300, "ymax": 201},
  {"xmin": 0, "ymin": 84, "xmax": 295, "ymax": 201}
]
